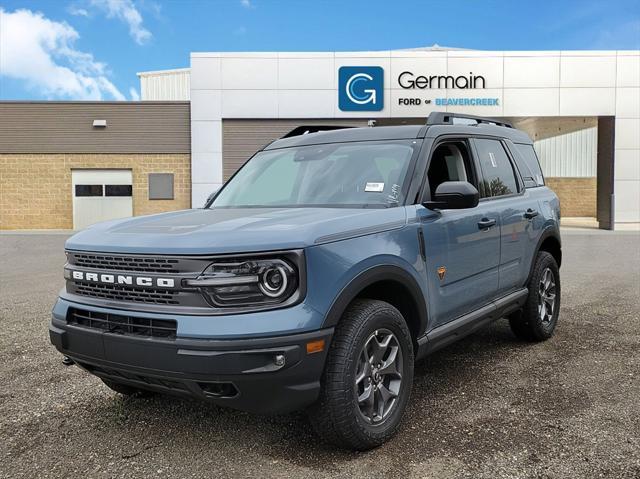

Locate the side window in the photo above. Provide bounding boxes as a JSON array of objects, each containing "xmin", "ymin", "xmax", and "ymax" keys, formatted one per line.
[
  {"xmin": 426, "ymin": 141, "xmax": 475, "ymax": 197},
  {"xmin": 474, "ymin": 139, "xmax": 519, "ymax": 198},
  {"xmin": 513, "ymin": 143, "xmax": 545, "ymax": 187}
]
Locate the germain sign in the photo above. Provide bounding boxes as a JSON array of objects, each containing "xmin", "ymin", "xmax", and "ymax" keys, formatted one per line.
[
  {"xmin": 397, "ymin": 71, "xmax": 486, "ymax": 89},
  {"xmin": 395, "ymin": 69, "xmax": 498, "ymax": 108},
  {"xmin": 338, "ymin": 66, "xmax": 384, "ymax": 112},
  {"xmin": 337, "ymin": 66, "xmax": 499, "ymax": 111}
]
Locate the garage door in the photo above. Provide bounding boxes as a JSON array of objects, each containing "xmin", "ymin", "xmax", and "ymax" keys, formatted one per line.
[
  {"xmin": 222, "ymin": 119, "xmax": 368, "ymax": 180},
  {"xmin": 72, "ymin": 169, "xmax": 133, "ymax": 230}
]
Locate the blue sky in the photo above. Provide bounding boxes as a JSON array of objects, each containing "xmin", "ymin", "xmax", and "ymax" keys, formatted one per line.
[{"xmin": 1, "ymin": 0, "xmax": 639, "ymax": 101}]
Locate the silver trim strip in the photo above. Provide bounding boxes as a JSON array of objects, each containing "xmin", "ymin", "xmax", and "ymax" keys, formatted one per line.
[{"xmin": 184, "ymin": 275, "xmax": 259, "ymax": 287}]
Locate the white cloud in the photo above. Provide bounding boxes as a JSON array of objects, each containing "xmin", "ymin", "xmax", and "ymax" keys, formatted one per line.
[
  {"xmin": 0, "ymin": 8, "xmax": 125, "ymax": 100},
  {"xmin": 68, "ymin": 6, "xmax": 90, "ymax": 17},
  {"xmin": 240, "ymin": 0, "xmax": 254, "ymax": 9},
  {"xmin": 90, "ymin": 0, "xmax": 151, "ymax": 45},
  {"xmin": 129, "ymin": 86, "xmax": 140, "ymax": 101}
]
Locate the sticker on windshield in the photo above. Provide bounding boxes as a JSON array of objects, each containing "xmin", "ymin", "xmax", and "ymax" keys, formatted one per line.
[
  {"xmin": 365, "ymin": 182, "xmax": 385, "ymax": 192},
  {"xmin": 489, "ymin": 152, "xmax": 497, "ymax": 168}
]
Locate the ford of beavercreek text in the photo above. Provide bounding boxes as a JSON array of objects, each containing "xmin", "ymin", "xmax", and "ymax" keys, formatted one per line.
[{"xmin": 50, "ymin": 112, "xmax": 562, "ymax": 450}]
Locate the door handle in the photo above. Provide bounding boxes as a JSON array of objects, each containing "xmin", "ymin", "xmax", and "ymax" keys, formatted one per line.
[
  {"xmin": 477, "ymin": 218, "xmax": 497, "ymax": 230},
  {"xmin": 524, "ymin": 208, "xmax": 539, "ymax": 219}
]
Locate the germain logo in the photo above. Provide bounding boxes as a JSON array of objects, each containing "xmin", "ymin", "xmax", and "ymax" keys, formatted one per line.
[
  {"xmin": 338, "ymin": 66, "xmax": 384, "ymax": 112},
  {"xmin": 398, "ymin": 71, "xmax": 486, "ymax": 89},
  {"xmin": 69, "ymin": 270, "xmax": 175, "ymax": 288}
]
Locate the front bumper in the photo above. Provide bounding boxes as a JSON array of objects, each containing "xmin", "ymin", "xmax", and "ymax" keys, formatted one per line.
[{"xmin": 50, "ymin": 310, "xmax": 333, "ymax": 414}]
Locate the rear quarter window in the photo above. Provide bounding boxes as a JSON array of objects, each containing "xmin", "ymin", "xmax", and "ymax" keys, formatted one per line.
[{"xmin": 513, "ymin": 143, "xmax": 545, "ymax": 188}]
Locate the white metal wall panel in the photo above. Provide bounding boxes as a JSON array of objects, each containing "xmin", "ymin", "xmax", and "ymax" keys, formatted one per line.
[
  {"xmin": 534, "ymin": 127, "xmax": 597, "ymax": 177},
  {"xmin": 139, "ymin": 69, "xmax": 190, "ymax": 101}
]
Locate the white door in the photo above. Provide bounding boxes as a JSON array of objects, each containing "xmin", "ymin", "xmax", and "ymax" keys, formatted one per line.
[{"xmin": 72, "ymin": 169, "xmax": 133, "ymax": 230}]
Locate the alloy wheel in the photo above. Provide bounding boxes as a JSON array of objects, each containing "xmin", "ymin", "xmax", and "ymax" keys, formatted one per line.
[
  {"xmin": 355, "ymin": 328, "xmax": 403, "ymax": 425},
  {"xmin": 538, "ymin": 267, "xmax": 557, "ymax": 323}
]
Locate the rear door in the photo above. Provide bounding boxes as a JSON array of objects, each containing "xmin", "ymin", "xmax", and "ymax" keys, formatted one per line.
[
  {"xmin": 418, "ymin": 138, "xmax": 501, "ymax": 328},
  {"xmin": 471, "ymin": 138, "xmax": 539, "ymax": 295}
]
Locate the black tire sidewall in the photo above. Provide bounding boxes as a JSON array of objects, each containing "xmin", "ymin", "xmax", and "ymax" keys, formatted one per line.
[
  {"xmin": 525, "ymin": 251, "xmax": 561, "ymax": 340},
  {"xmin": 314, "ymin": 299, "xmax": 414, "ymax": 449}
]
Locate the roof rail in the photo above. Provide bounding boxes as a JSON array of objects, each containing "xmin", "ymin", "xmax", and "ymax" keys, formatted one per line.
[
  {"xmin": 280, "ymin": 125, "xmax": 356, "ymax": 139},
  {"xmin": 426, "ymin": 112, "xmax": 513, "ymax": 128}
]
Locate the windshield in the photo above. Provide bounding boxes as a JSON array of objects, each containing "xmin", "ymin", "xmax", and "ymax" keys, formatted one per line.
[{"xmin": 211, "ymin": 140, "xmax": 417, "ymax": 209}]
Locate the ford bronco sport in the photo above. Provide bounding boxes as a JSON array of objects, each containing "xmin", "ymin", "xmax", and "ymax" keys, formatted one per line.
[{"xmin": 50, "ymin": 112, "xmax": 561, "ymax": 450}]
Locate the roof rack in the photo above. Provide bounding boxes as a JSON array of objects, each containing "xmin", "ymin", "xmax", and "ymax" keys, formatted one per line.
[
  {"xmin": 280, "ymin": 125, "xmax": 356, "ymax": 139},
  {"xmin": 426, "ymin": 112, "xmax": 513, "ymax": 128}
]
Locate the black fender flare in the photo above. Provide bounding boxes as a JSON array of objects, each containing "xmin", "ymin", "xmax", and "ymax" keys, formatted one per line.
[
  {"xmin": 322, "ymin": 264, "xmax": 429, "ymax": 337},
  {"xmin": 526, "ymin": 225, "xmax": 562, "ymax": 285}
]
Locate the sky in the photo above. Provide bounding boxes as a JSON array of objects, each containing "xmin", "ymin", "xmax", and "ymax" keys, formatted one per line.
[{"xmin": 1, "ymin": 0, "xmax": 639, "ymax": 101}]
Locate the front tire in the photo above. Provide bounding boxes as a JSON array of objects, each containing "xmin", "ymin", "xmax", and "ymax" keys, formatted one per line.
[
  {"xmin": 309, "ymin": 299, "xmax": 414, "ymax": 450},
  {"xmin": 509, "ymin": 251, "xmax": 561, "ymax": 341}
]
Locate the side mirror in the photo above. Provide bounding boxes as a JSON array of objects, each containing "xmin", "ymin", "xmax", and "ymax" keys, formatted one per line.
[{"xmin": 423, "ymin": 181, "xmax": 479, "ymax": 210}]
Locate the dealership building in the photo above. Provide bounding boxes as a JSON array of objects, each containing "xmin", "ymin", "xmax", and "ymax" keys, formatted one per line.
[{"xmin": 1, "ymin": 47, "xmax": 638, "ymax": 230}]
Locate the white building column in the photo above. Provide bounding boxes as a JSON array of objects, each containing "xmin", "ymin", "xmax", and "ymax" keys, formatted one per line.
[
  {"xmin": 614, "ymin": 51, "xmax": 640, "ymax": 229},
  {"xmin": 190, "ymin": 54, "xmax": 223, "ymax": 207}
]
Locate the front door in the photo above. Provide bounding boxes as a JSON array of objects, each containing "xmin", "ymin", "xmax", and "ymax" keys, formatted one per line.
[
  {"xmin": 419, "ymin": 203, "xmax": 501, "ymax": 328},
  {"xmin": 418, "ymin": 139, "xmax": 501, "ymax": 328}
]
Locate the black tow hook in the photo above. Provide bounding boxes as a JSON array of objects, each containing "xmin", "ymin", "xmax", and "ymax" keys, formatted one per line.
[{"xmin": 61, "ymin": 355, "xmax": 74, "ymax": 366}]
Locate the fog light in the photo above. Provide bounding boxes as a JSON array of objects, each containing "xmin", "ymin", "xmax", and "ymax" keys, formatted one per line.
[{"xmin": 274, "ymin": 354, "xmax": 285, "ymax": 367}]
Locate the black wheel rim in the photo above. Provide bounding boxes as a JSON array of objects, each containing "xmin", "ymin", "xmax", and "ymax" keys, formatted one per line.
[{"xmin": 355, "ymin": 328, "xmax": 403, "ymax": 425}]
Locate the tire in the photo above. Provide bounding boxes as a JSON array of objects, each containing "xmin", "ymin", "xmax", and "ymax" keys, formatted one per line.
[
  {"xmin": 101, "ymin": 378, "xmax": 155, "ymax": 397},
  {"xmin": 509, "ymin": 251, "xmax": 561, "ymax": 341},
  {"xmin": 309, "ymin": 299, "xmax": 414, "ymax": 450}
]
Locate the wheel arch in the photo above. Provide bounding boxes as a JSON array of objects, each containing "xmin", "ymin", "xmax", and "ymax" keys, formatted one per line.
[
  {"xmin": 322, "ymin": 265, "xmax": 428, "ymax": 347},
  {"xmin": 527, "ymin": 226, "xmax": 562, "ymax": 285}
]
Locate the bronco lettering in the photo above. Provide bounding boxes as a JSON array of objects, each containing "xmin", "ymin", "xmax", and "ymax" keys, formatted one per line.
[{"xmin": 68, "ymin": 270, "xmax": 175, "ymax": 288}]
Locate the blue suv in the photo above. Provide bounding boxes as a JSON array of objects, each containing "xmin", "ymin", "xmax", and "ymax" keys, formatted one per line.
[{"xmin": 50, "ymin": 112, "xmax": 561, "ymax": 450}]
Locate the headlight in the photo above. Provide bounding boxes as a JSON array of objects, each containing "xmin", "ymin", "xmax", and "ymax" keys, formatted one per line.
[{"xmin": 184, "ymin": 256, "xmax": 301, "ymax": 309}]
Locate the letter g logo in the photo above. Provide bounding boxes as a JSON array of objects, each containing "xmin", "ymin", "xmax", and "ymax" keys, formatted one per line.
[{"xmin": 339, "ymin": 66, "xmax": 384, "ymax": 112}]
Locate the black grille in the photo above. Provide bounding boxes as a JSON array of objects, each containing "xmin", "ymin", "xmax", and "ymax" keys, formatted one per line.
[
  {"xmin": 68, "ymin": 308, "xmax": 177, "ymax": 339},
  {"xmin": 71, "ymin": 253, "xmax": 180, "ymax": 273},
  {"xmin": 72, "ymin": 282, "xmax": 180, "ymax": 305}
]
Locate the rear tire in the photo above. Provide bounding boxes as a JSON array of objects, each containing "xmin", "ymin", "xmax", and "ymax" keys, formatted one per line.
[
  {"xmin": 101, "ymin": 379, "xmax": 155, "ymax": 397},
  {"xmin": 509, "ymin": 251, "xmax": 561, "ymax": 341},
  {"xmin": 309, "ymin": 299, "xmax": 414, "ymax": 450}
]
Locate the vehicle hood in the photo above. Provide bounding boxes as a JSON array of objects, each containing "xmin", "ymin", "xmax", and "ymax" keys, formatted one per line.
[{"xmin": 65, "ymin": 207, "xmax": 408, "ymax": 254}]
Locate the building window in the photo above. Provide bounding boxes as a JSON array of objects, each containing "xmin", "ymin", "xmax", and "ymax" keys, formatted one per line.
[
  {"xmin": 148, "ymin": 173, "xmax": 174, "ymax": 200},
  {"xmin": 105, "ymin": 184, "xmax": 133, "ymax": 197},
  {"xmin": 75, "ymin": 185, "xmax": 103, "ymax": 197}
]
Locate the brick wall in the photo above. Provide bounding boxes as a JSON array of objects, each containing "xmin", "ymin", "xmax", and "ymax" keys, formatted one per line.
[
  {"xmin": 0, "ymin": 154, "xmax": 191, "ymax": 229},
  {"xmin": 545, "ymin": 177, "xmax": 597, "ymax": 218}
]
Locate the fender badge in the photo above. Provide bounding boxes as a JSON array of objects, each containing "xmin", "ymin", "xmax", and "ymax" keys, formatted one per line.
[{"xmin": 437, "ymin": 266, "xmax": 447, "ymax": 281}]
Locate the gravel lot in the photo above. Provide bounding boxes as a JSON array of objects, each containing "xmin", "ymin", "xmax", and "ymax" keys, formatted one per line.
[{"xmin": 1, "ymin": 230, "xmax": 639, "ymax": 478}]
